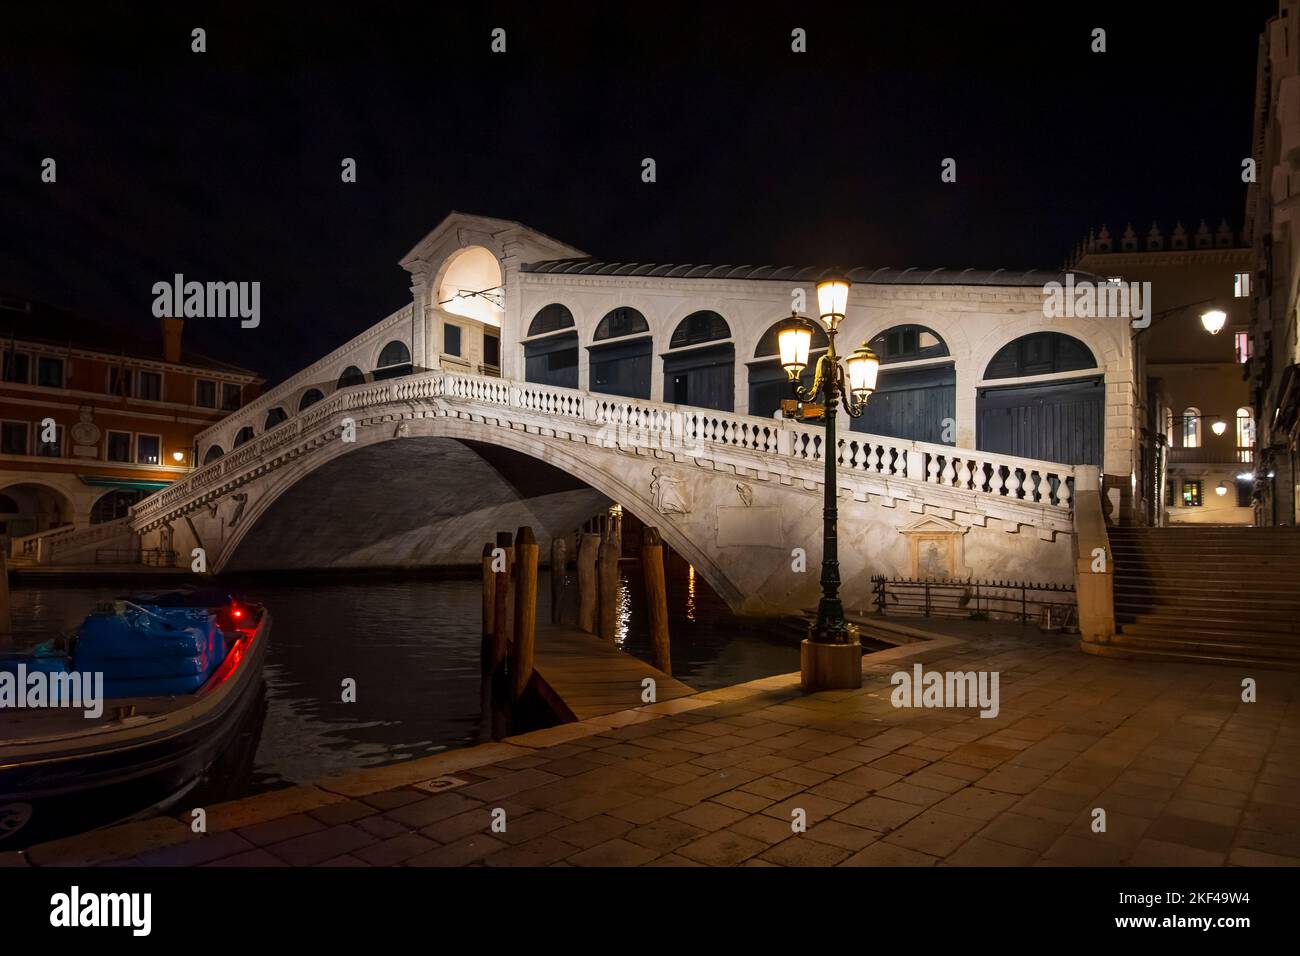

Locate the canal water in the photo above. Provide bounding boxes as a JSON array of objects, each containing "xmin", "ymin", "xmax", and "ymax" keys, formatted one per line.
[{"xmin": 5, "ymin": 564, "xmax": 800, "ymax": 801}]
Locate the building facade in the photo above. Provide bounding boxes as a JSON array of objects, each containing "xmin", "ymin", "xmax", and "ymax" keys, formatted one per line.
[
  {"xmin": 1248, "ymin": 0, "xmax": 1300, "ymax": 527},
  {"xmin": 1074, "ymin": 220, "xmax": 1256, "ymax": 526},
  {"xmin": 0, "ymin": 293, "xmax": 262, "ymax": 562}
]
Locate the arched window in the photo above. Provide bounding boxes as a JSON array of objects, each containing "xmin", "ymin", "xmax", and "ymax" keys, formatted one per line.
[
  {"xmin": 527, "ymin": 304, "xmax": 575, "ymax": 338},
  {"xmin": 299, "ymin": 388, "xmax": 324, "ymax": 411},
  {"xmin": 264, "ymin": 407, "xmax": 288, "ymax": 430},
  {"xmin": 753, "ymin": 320, "xmax": 828, "ymax": 357},
  {"xmin": 868, "ymin": 325, "xmax": 949, "ymax": 364},
  {"xmin": 984, "ymin": 332, "xmax": 1097, "ymax": 380},
  {"xmin": 337, "ymin": 366, "xmax": 365, "ymax": 389},
  {"xmin": 91, "ymin": 489, "xmax": 148, "ymax": 524},
  {"xmin": 202, "ymin": 445, "xmax": 224, "ymax": 465},
  {"xmin": 670, "ymin": 311, "xmax": 730, "ymax": 349},
  {"xmin": 232, "ymin": 426, "xmax": 256, "ymax": 449},
  {"xmin": 593, "ymin": 308, "xmax": 649, "ymax": 341},
  {"xmin": 1236, "ymin": 407, "xmax": 1255, "ymax": 461},
  {"xmin": 374, "ymin": 341, "xmax": 412, "ymax": 380},
  {"xmin": 1182, "ymin": 407, "xmax": 1201, "ymax": 449},
  {"xmin": 0, "ymin": 494, "xmax": 18, "ymax": 512}
]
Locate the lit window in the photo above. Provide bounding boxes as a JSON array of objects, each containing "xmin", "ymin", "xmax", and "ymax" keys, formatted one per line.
[
  {"xmin": 1234, "ymin": 272, "xmax": 1251, "ymax": 297},
  {"xmin": 135, "ymin": 434, "xmax": 161, "ymax": 465},
  {"xmin": 1182, "ymin": 479, "xmax": 1202, "ymax": 507},
  {"xmin": 1235, "ymin": 331, "xmax": 1251, "ymax": 364},
  {"xmin": 1181, "ymin": 408, "xmax": 1201, "ymax": 449},
  {"xmin": 1236, "ymin": 407, "xmax": 1255, "ymax": 462}
]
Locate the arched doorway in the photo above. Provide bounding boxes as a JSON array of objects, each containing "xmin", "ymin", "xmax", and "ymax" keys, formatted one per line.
[
  {"xmin": 0, "ymin": 482, "xmax": 74, "ymax": 546},
  {"xmin": 91, "ymin": 488, "xmax": 149, "ymax": 523},
  {"xmin": 852, "ymin": 324, "xmax": 954, "ymax": 443},
  {"xmin": 664, "ymin": 311, "xmax": 733, "ymax": 411},
  {"xmin": 977, "ymin": 332, "xmax": 1103, "ymax": 465},
  {"xmin": 588, "ymin": 308, "xmax": 651, "ymax": 399},
  {"xmin": 523, "ymin": 304, "xmax": 579, "ymax": 389}
]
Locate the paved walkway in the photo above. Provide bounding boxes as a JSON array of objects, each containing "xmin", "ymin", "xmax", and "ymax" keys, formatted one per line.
[{"xmin": 7, "ymin": 625, "xmax": 1298, "ymax": 868}]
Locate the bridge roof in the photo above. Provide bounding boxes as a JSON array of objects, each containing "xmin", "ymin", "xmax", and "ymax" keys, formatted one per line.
[{"xmin": 521, "ymin": 259, "xmax": 1100, "ymax": 286}]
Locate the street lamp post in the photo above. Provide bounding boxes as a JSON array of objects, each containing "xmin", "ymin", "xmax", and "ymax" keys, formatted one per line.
[{"xmin": 777, "ymin": 278, "xmax": 879, "ymax": 691}]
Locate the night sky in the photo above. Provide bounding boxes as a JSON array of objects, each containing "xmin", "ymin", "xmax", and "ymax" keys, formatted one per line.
[{"xmin": 0, "ymin": 2, "xmax": 1278, "ymax": 384}]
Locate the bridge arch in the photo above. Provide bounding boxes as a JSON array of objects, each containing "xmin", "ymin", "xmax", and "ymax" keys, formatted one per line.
[
  {"xmin": 202, "ymin": 443, "xmax": 225, "ymax": 464},
  {"xmin": 213, "ymin": 416, "xmax": 747, "ymax": 609},
  {"xmin": 298, "ymin": 388, "xmax": 325, "ymax": 411}
]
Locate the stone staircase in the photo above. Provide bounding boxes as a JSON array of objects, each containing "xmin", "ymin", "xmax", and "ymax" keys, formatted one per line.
[{"xmin": 1108, "ymin": 525, "xmax": 1300, "ymax": 670}]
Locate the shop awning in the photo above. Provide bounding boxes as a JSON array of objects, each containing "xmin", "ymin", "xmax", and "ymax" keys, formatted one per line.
[{"xmin": 78, "ymin": 476, "xmax": 173, "ymax": 492}]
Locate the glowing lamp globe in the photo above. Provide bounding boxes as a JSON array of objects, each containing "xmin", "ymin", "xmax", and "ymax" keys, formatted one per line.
[
  {"xmin": 1211, "ymin": 420, "xmax": 1227, "ymax": 436},
  {"xmin": 1200, "ymin": 309, "xmax": 1227, "ymax": 334},
  {"xmin": 777, "ymin": 318, "xmax": 814, "ymax": 378},
  {"xmin": 845, "ymin": 343, "xmax": 880, "ymax": 402},
  {"xmin": 816, "ymin": 278, "xmax": 851, "ymax": 329}
]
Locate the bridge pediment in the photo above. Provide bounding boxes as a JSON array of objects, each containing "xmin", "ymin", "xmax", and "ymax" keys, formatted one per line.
[{"xmin": 399, "ymin": 212, "xmax": 586, "ymax": 278}]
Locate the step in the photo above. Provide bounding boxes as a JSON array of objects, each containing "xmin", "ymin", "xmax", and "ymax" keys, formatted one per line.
[
  {"xmin": 1112, "ymin": 582, "xmax": 1300, "ymax": 601},
  {"xmin": 1115, "ymin": 612, "xmax": 1300, "ymax": 636},
  {"xmin": 1116, "ymin": 621, "xmax": 1300, "ymax": 646},
  {"xmin": 1092, "ymin": 637, "xmax": 1300, "ymax": 671}
]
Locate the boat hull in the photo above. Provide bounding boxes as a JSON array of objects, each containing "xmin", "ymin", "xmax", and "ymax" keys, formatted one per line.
[{"xmin": 0, "ymin": 611, "xmax": 271, "ymax": 852}]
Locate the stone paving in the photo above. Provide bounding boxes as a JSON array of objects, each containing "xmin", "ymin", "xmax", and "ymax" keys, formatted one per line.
[{"xmin": 8, "ymin": 624, "xmax": 1299, "ymax": 868}]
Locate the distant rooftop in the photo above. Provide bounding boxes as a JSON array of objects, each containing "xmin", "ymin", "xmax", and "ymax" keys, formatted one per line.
[
  {"xmin": 1069, "ymin": 219, "xmax": 1249, "ymax": 264},
  {"xmin": 523, "ymin": 259, "xmax": 1091, "ymax": 287},
  {"xmin": 0, "ymin": 292, "xmax": 261, "ymax": 377}
]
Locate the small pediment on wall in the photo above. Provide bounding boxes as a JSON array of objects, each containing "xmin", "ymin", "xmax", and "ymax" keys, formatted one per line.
[{"xmin": 899, "ymin": 514, "xmax": 968, "ymax": 537}]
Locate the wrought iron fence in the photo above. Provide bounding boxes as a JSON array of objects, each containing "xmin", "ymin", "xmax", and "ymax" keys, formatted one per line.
[
  {"xmin": 95, "ymin": 548, "xmax": 177, "ymax": 567},
  {"xmin": 871, "ymin": 575, "xmax": 1077, "ymax": 627}
]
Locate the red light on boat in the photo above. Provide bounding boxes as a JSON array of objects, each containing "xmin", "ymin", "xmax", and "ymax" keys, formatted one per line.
[{"xmin": 232, "ymin": 607, "xmax": 244, "ymax": 619}]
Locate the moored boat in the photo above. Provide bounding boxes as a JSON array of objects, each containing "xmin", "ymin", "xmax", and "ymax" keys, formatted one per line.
[{"xmin": 0, "ymin": 587, "xmax": 270, "ymax": 851}]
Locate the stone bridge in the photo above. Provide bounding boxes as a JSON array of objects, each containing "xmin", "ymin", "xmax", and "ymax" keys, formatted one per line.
[{"xmin": 131, "ymin": 367, "xmax": 1081, "ymax": 617}]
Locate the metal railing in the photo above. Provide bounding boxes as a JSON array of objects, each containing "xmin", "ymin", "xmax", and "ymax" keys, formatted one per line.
[
  {"xmin": 133, "ymin": 368, "xmax": 1082, "ymax": 529},
  {"xmin": 95, "ymin": 548, "xmax": 176, "ymax": 567},
  {"xmin": 871, "ymin": 575, "xmax": 1077, "ymax": 626}
]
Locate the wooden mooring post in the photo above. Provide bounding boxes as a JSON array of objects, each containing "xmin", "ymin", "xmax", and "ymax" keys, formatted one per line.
[
  {"xmin": 480, "ymin": 543, "xmax": 495, "ymax": 648},
  {"xmin": 641, "ymin": 527, "xmax": 671, "ymax": 675},
  {"xmin": 576, "ymin": 532, "xmax": 600, "ymax": 634},
  {"xmin": 512, "ymin": 526, "xmax": 539, "ymax": 700},
  {"xmin": 597, "ymin": 523, "xmax": 620, "ymax": 642},
  {"xmin": 550, "ymin": 535, "xmax": 566, "ymax": 626},
  {"xmin": 490, "ymin": 530, "xmax": 513, "ymax": 673}
]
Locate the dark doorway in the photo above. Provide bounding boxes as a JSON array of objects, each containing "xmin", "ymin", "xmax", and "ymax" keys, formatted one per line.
[
  {"xmin": 663, "ymin": 344, "xmax": 735, "ymax": 411},
  {"xmin": 852, "ymin": 363, "xmax": 956, "ymax": 444},
  {"xmin": 589, "ymin": 337, "xmax": 651, "ymax": 399},
  {"xmin": 977, "ymin": 376, "xmax": 1104, "ymax": 466},
  {"xmin": 523, "ymin": 332, "xmax": 580, "ymax": 389}
]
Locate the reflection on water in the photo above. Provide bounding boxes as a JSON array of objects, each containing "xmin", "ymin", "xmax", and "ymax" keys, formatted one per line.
[{"xmin": 5, "ymin": 565, "xmax": 798, "ymax": 800}]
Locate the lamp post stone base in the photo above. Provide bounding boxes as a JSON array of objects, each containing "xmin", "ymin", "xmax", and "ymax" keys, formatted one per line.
[{"xmin": 800, "ymin": 638, "xmax": 863, "ymax": 692}]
